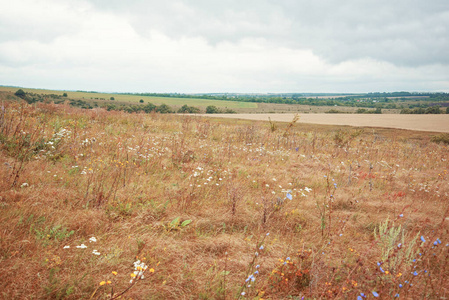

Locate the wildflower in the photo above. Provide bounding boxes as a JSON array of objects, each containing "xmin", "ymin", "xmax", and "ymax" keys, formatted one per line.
[
  {"xmin": 357, "ymin": 297, "xmax": 363, "ymax": 300},
  {"xmin": 395, "ymin": 294, "xmax": 399, "ymax": 298},
  {"xmin": 437, "ymin": 238, "xmax": 442, "ymax": 244},
  {"xmin": 286, "ymin": 192, "xmax": 292, "ymax": 200},
  {"xmin": 112, "ymin": 271, "xmax": 117, "ymax": 276},
  {"xmin": 304, "ymin": 187, "xmax": 312, "ymax": 193},
  {"xmin": 130, "ymin": 273, "xmax": 136, "ymax": 278},
  {"xmin": 92, "ymin": 249, "xmax": 101, "ymax": 255},
  {"xmin": 286, "ymin": 257, "xmax": 291, "ymax": 261},
  {"xmin": 399, "ymin": 214, "xmax": 403, "ymax": 217},
  {"xmin": 256, "ymin": 265, "xmax": 260, "ymax": 269},
  {"xmin": 99, "ymin": 281, "xmax": 106, "ymax": 286},
  {"xmin": 76, "ymin": 244, "xmax": 87, "ymax": 249},
  {"xmin": 413, "ymin": 271, "xmax": 418, "ymax": 276},
  {"xmin": 259, "ymin": 245, "xmax": 264, "ymax": 250},
  {"xmin": 421, "ymin": 236, "xmax": 426, "ymax": 243},
  {"xmin": 380, "ymin": 267, "xmax": 385, "ymax": 273},
  {"xmin": 372, "ymin": 291, "xmax": 379, "ymax": 297},
  {"xmin": 149, "ymin": 268, "xmax": 154, "ymax": 273},
  {"xmin": 241, "ymin": 292, "xmax": 246, "ymax": 296},
  {"xmin": 21, "ymin": 183, "xmax": 29, "ymax": 188},
  {"xmin": 89, "ymin": 237, "xmax": 97, "ymax": 243},
  {"xmin": 399, "ymin": 284, "xmax": 403, "ymax": 288},
  {"xmin": 266, "ymin": 232, "xmax": 269, "ymax": 236},
  {"xmin": 398, "ymin": 243, "xmax": 402, "ymax": 248},
  {"xmin": 63, "ymin": 246, "xmax": 70, "ymax": 249}
]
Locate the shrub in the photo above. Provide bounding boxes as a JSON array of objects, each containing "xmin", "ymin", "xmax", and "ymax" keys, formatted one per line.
[
  {"xmin": 206, "ymin": 105, "xmax": 219, "ymax": 114},
  {"xmin": 431, "ymin": 133, "xmax": 449, "ymax": 145},
  {"xmin": 14, "ymin": 89, "xmax": 26, "ymax": 98}
]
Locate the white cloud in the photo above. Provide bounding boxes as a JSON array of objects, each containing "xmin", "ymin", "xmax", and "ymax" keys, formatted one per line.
[{"xmin": 0, "ymin": 0, "xmax": 448, "ymax": 92}]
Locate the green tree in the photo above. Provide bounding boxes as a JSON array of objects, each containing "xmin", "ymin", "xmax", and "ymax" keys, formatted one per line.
[
  {"xmin": 63, "ymin": 93, "xmax": 68, "ymax": 97},
  {"xmin": 139, "ymin": 99, "xmax": 144, "ymax": 103},
  {"xmin": 110, "ymin": 97, "xmax": 115, "ymax": 100},
  {"xmin": 446, "ymin": 107, "xmax": 449, "ymax": 114}
]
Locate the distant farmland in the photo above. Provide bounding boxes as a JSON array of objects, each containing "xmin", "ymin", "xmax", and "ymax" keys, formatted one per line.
[{"xmin": 199, "ymin": 113, "xmax": 449, "ymax": 133}]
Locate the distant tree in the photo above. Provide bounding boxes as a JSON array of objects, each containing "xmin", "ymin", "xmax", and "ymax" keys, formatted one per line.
[
  {"xmin": 206, "ymin": 105, "xmax": 219, "ymax": 114},
  {"xmin": 63, "ymin": 92, "xmax": 68, "ymax": 97},
  {"xmin": 446, "ymin": 107, "xmax": 449, "ymax": 114},
  {"xmin": 139, "ymin": 99, "xmax": 144, "ymax": 103},
  {"xmin": 110, "ymin": 97, "xmax": 115, "ymax": 100},
  {"xmin": 15, "ymin": 89, "xmax": 26, "ymax": 98}
]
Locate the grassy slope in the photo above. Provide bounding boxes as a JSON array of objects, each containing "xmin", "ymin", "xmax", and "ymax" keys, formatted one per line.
[
  {"xmin": 0, "ymin": 98, "xmax": 448, "ymax": 299},
  {"xmin": 0, "ymin": 86, "xmax": 257, "ymax": 109}
]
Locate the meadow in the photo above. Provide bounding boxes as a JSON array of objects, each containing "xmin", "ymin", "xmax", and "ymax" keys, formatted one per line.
[
  {"xmin": 0, "ymin": 87, "xmax": 257, "ymax": 110},
  {"xmin": 1, "ymin": 98, "xmax": 448, "ymax": 299}
]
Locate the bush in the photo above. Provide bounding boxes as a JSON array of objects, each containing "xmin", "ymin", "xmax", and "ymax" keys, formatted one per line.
[
  {"xmin": 139, "ymin": 99, "xmax": 144, "ymax": 103},
  {"xmin": 110, "ymin": 97, "xmax": 115, "ymax": 100},
  {"xmin": 14, "ymin": 89, "xmax": 26, "ymax": 98},
  {"xmin": 63, "ymin": 93, "xmax": 68, "ymax": 97},
  {"xmin": 206, "ymin": 105, "xmax": 219, "ymax": 114},
  {"xmin": 431, "ymin": 134, "xmax": 449, "ymax": 145},
  {"xmin": 178, "ymin": 104, "xmax": 200, "ymax": 113}
]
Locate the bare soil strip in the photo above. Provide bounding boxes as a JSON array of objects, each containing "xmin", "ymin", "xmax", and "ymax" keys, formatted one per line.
[{"xmin": 198, "ymin": 113, "xmax": 449, "ymax": 133}]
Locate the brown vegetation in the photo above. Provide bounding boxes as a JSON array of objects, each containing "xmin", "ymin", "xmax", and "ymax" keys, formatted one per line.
[{"xmin": 1, "ymin": 99, "xmax": 448, "ymax": 299}]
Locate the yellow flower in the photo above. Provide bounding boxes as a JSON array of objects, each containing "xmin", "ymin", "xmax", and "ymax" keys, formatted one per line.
[
  {"xmin": 112, "ymin": 271, "xmax": 118, "ymax": 276},
  {"xmin": 99, "ymin": 281, "xmax": 106, "ymax": 286},
  {"xmin": 130, "ymin": 273, "xmax": 136, "ymax": 278},
  {"xmin": 107, "ymin": 281, "xmax": 111, "ymax": 284},
  {"xmin": 149, "ymin": 268, "xmax": 155, "ymax": 273}
]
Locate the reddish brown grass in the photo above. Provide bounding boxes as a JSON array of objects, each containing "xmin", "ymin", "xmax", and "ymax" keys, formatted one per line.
[{"xmin": 0, "ymin": 99, "xmax": 448, "ymax": 299}]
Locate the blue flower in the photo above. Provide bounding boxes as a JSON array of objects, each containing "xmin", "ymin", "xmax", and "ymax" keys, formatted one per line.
[
  {"xmin": 259, "ymin": 245, "xmax": 264, "ymax": 250},
  {"xmin": 437, "ymin": 238, "xmax": 441, "ymax": 244},
  {"xmin": 286, "ymin": 192, "xmax": 292, "ymax": 200},
  {"xmin": 254, "ymin": 270, "xmax": 259, "ymax": 275},
  {"xmin": 256, "ymin": 265, "xmax": 260, "ymax": 269},
  {"xmin": 399, "ymin": 214, "xmax": 403, "ymax": 217},
  {"xmin": 413, "ymin": 271, "xmax": 418, "ymax": 276},
  {"xmin": 357, "ymin": 296, "xmax": 363, "ymax": 300},
  {"xmin": 372, "ymin": 291, "xmax": 379, "ymax": 297},
  {"xmin": 286, "ymin": 257, "xmax": 291, "ymax": 261},
  {"xmin": 399, "ymin": 284, "xmax": 403, "ymax": 288},
  {"xmin": 361, "ymin": 293, "xmax": 365, "ymax": 297},
  {"xmin": 398, "ymin": 243, "xmax": 402, "ymax": 248},
  {"xmin": 377, "ymin": 262, "xmax": 382, "ymax": 266},
  {"xmin": 421, "ymin": 236, "xmax": 426, "ymax": 243},
  {"xmin": 395, "ymin": 293, "xmax": 400, "ymax": 298},
  {"xmin": 380, "ymin": 267, "xmax": 385, "ymax": 273}
]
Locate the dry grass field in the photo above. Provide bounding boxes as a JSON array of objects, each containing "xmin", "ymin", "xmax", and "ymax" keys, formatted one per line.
[
  {"xmin": 1, "ymin": 99, "xmax": 449, "ymax": 299},
  {"xmin": 199, "ymin": 114, "xmax": 449, "ymax": 133}
]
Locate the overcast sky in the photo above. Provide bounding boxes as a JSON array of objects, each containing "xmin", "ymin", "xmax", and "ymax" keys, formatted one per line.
[{"xmin": 1, "ymin": 0, "xmax": 448, "ymax": 93}]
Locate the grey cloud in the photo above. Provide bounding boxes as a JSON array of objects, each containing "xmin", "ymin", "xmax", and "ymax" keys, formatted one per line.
[{"xmin": 87, "ymin": 0, "xmax": 449, "ymax": 67}]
